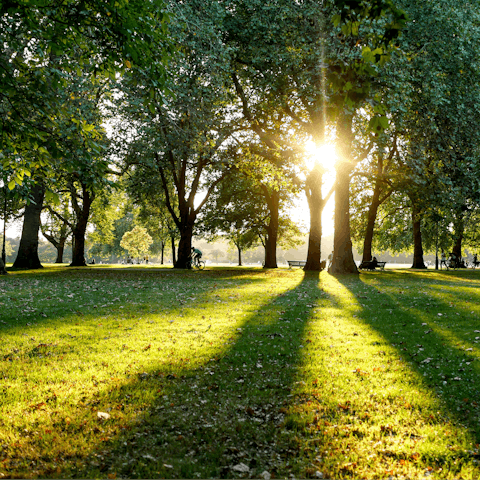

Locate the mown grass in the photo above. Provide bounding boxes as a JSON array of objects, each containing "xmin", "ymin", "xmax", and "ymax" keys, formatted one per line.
[{"xmin": 0, "ymin": 265, "xmax": 479, "ymax": 479}]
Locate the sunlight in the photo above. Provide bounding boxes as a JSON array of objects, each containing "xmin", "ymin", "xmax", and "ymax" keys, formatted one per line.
[{"xmin": 304, "ymin": 140, "xmax": 337, "ymax": 171}]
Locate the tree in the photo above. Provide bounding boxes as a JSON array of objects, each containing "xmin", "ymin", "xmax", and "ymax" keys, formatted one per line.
[
  {"xmin": 351, "ymin": 0, "xmax": 480, "ymax": 267},
  {"xmin": 115, "ymin": 0, "xmax": 240, "ymax": 269},
  {"xmin": 199, "ymin": 174, "xmax": 266, "ymax": 266},
  {"xmin": 13, "ymin": 179, "xmax": 46, "ymax": 269},
  {"xmin": 41, "ymin": 198, "xmax": 72, "ymax": 264},
  {"xmin": 0, "ymin": 0, "xmax": 171, "ymax": 180},
  {"xmin": 120, "ymin": 226, "xmax": 153, "ymax": 261}
]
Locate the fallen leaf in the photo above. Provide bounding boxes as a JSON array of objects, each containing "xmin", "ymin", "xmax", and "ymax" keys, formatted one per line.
[{"xmin": 232, "ymin": 463, "xmax": 250, "ymax": 473}]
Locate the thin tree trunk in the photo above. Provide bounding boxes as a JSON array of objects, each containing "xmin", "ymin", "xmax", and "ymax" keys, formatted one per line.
[
  {"xmin": 161, "ymin": 241, "xmax": 165, "ymax": 265},
  {"xmin": 13, "ymin": 182, "xmax": 45, "ymax": 269},
  {"xmin": 237, "ymin": 245, "xmax": 242, "ymax": 266},
  {"xmin": 263, "ymin": 189, "xmax": 279, "ymax": 268},
  {"xmin": 329, "ymin": 111, "xmax": 358, "ymax": 274},
  {"xmin": 411, "ymin": 202, "xmax": 426, "ymax": 269},
  {"xmin": 55, "ymin": 243, "xmax": 65, "ymax": 263},
  {"xmin": 362, "ymin": 183, "xmax": 382, "ymax": 263},
  {"xmin": 42, "ymin": 229, "xmax": 67, "ymax": 264},
  {"xmin": 171, "ymin": 235, "xmax": 176, "ymax": 265}
]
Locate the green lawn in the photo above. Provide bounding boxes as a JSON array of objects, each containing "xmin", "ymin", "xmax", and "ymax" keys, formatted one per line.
[{"xmin": 0, "ymin": 266, "xmax": 479, "ymax": 479}]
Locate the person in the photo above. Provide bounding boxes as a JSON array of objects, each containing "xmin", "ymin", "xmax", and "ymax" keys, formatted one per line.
[
  {"xmin": 449, "ymin": 251, "xmax": 457, "ymax": 268},
  {"xmin": 328, "ymin": 251, "xmax": 333, "ymax": 267},
  {"xmin": 191, "ymin": 246, "xmax": 202, "ymax": 267},
  {"xmin": 474, "ymin": 253, "xmax": 479, "ymax": 267},
  {"xmin": 371, "ymin": 256, "xmax": 378, "ymax": 268}
]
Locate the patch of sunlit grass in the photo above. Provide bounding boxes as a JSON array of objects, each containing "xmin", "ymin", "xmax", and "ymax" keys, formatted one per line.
[{"xmin": 0, "ymin": 267, "xmax": 479, "ymax": 478}]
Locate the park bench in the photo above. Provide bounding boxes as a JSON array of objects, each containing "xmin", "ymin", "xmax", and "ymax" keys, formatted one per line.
[
  {"xmin": 287, "ymin": 260, "xmax": 306, "ymax": 268},
  {"xmin": 359, "ymin": 260, "xmax": 386, "ymax": 271}
]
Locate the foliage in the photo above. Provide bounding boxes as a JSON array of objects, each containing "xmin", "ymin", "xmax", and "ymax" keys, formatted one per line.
[
  {"xmin": 120, "ymin": 225, "xmax": 153, "ymax": 259},
  {"xmin": 0, "ymin": 0, "xmax": 172, "ymax": 180}
]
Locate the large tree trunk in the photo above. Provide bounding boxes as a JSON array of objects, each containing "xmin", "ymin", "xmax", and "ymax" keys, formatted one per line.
[
  {"xmin": 304, "ymin": 164, "xmax": 325, "ymax": 271},
  {"xmin": 263, "ymin": 189, "xmax": 279, "ymax": 268},
  {"xmin": 411, "ymin": 202, "xmax": 426, "ymax": 269},
  {"xmin": 175, "ymin": 220, "xmax": 195, "ymax": 269},
  {"xmin": 70, "ymin": 184, "xmax": 94, "ymax": 267},
  {"xmin": 13, "ymin": 182, "xmax": 45, "ymax": 269},
  {"xmin": 329, "ymin": 111, "xmax": 358, "ymax": 274},
  {"xmin": 0, "ymin": 258, "xmax": 7, "ymax": 275}
]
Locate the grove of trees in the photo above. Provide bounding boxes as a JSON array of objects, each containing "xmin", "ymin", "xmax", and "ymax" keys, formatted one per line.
[{"xmin": 3, "ymin": 0, "xmax": 480, "ymax": 272}]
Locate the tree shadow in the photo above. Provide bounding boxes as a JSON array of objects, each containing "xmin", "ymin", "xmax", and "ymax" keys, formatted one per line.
[
  {"xmin": 332, "ymin": 271, "xmax": 480, "ymax": 466},
  {"xmin": 0, "ymin": 268, "xmax": 325, "ymax": 478}
]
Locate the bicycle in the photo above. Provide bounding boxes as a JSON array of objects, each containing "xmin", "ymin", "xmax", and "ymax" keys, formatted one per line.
[{"xmin": 187, "ymin": 256, "xmax": 205, "ymax": 270}]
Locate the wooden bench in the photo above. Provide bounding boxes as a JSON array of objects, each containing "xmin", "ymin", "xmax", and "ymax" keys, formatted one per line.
[
  {"xmin": 287, "ymin": 260, "xmax": 306, "ymax": 268},
  {"xmin": 359, "ymin": 260, "xmax": 386, "ymax": 271}
]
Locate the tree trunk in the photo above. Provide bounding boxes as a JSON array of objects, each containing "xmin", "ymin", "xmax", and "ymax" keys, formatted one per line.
[
  {"xmin": 55, "ymin": 242, "xmax": 65, "ymax": 263},
  {"xmin": 411, "ymin": 202, "xmax": 426, "ymax": 269},
  {"xmin": 0, "ymin": 257, "xmax": 7, "ymax": 275},
  {"xmin": 161, "ymin": 241, "xmax": 165, "ymax": 265},
  {"xmin": 171, "ymin": 235, "xmax": 176, "ymax": 265},
  {"xmin": 263, "ymin": 189, "xmax": 279, "ymax": 268},
  {"xmin": 71, "ymin": 224, "xmax": 88, "ymax": 266},
  {"xmin": 362, "ymin": 182, "xmax": 382, "ymax": 263},
  {"xmin": 42, "ymin": 228, "xmax": 67, "ymax": 264},
  {"xmin": 13, "ymin": 182, "xmax": 45, "ymax": 269},
  {"xmin": 304, "ymin": 164, "xmax": 324, "ymax": 271},
  {"xmin": 175, "ymin": 220, "xmax": 195, "ymax": 269},
  {"xmin": 237, "ymin": 245, "xmax": 242, "ymax": 266},
  {"xmin": 329, "ymin": 111, "xmax": 358, "ymax": 274},
  {"xmin": 70, "ymin": 185, "xmax": 94, "ymax": 267},
  {"xmin": 452, "ymin": 213, "xmax": 464, "ymax": 260}
]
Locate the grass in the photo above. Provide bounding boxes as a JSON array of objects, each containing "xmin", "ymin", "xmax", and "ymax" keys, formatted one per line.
[{"xmin": 0, "ymin": 265, "xmax": 479, "ymax": 479}]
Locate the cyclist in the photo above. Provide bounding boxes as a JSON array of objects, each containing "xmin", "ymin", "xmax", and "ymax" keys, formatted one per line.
[{"xmin": 191, "ymin": 246, "xmax": 203, "ymax": 267}]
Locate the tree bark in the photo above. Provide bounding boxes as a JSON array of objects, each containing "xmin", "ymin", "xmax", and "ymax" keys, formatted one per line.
[
  {"xmin": 329, "ymin": 111, "xmax": 358, "ymax": 274},
  {"xmin": 452, "ymin": 213, "xmax": 464, "ymax": 260},
  {"xmin": 171, "ymin": 235, "xmax": 176, "ymax": 265},
  {"xmin": 13, "ymin": 182, "xmax": 45, "ymax": 269},
  {"xmin": 175, "ymin": 220, "xmax": 195, "ymax": 268},
  {"xmin": 0, "ymin": 258, "xmax": 7, "ymax": 275},
  {"xmin": 411, "ymin": 201, "xmax": 426, "ymax": 269},
  {"xmin": 362, "ymin": 182, "xmax": 382, "ymax": 263},
  {"xmin": 263, "ymin": 189, "xmax": 279, "ymax": 268},
  {"xmin": 70, "ymin": 184, "xmax": 94, "ymax": 267},
  {"xmin": 55, "ymin": 242, "xmax": 65, "ymax": 263},
  {"xmin": 304, "ymin": 164, "xmax": 325, "ymax": 271}
]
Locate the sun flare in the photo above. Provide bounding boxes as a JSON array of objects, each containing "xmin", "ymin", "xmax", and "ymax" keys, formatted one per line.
[{"xmin": 304, "ymin": 140, "xmax": 337, "ymax": 171}]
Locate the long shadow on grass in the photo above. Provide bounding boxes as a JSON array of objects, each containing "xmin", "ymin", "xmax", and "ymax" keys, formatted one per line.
[
  {"xmin": 64, "ymin": 270, "xmax": 324, "ymax": 479},
  {"xmin": 334, "ymin": 271, "xmax": 480, "ymax": 467}
]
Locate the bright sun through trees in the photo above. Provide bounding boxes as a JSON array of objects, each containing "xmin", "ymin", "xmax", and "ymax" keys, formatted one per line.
[{"xmin": 304, "ymin": 140, "xmax": 337, "ymax": 171}]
